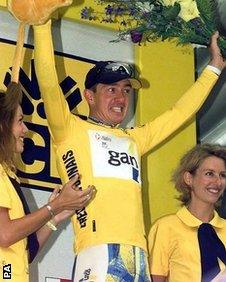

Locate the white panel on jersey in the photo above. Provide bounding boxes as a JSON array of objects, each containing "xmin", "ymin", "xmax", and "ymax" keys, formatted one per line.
[{"xmin": 88, "ymin": 130, "xmax": 141, "ymax": 184}]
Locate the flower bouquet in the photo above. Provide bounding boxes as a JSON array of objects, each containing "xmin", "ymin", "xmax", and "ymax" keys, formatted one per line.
[{"xmin": 81, "ymin": 0, "xmax": 226, "ymax": 57}]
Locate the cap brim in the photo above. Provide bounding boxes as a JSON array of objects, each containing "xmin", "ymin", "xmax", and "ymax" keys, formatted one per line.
[
  {"xmin": 129, "ymin": 78, "xmax": 142, "ymax": 90},
  {"xmin": 98, "ymin": 73, "xmax": 142, "ymax": 90}
]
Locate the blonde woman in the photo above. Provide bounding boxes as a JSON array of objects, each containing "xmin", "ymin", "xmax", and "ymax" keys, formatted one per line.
[{"xmin": 149, "ymin": 144, "xmax": 226, "ymax": 282}]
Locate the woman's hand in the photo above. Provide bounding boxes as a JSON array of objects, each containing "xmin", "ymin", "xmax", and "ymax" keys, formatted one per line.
[
  {"xmin": 48, "ymin": 175, "xmax": 95, "ymax": 223},
  {"xmin": 209, "ymin": 32, "xmax": 226, "ymax": 71}
]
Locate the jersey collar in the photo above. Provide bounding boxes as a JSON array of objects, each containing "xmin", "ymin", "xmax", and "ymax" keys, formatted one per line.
[{"xmin": 177, "ymin": 206, "xmax": 225, "ymax": 228}]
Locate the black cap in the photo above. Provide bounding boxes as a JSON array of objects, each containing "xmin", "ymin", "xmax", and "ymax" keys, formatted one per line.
[{"xmin": 85, "ymin": 61, "xmax": 142, "ymax": 90}]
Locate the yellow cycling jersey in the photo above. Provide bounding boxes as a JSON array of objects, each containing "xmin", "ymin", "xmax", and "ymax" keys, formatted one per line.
[{"xmin": 34, "ymin": 21, "xmax": 218, "ymax": 254}]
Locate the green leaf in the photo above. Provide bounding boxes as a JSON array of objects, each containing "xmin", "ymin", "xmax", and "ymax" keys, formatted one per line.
[
  {"xmin": 196, "ymin": 0, "xmax": 217, "ymax": 31},
  {"xmin": 163, "ymin": 2, "xmax": 181, "ymax": 21}
]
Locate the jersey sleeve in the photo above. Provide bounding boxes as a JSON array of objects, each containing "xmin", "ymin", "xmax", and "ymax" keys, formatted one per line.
[
  {"xmin": 0, "ymin": 166, "xmax": 12, "ymax": 209},
  {"xmin": 148, "ymin": 219, "xmax": 170, "ymax": 276},
  {"xmin": 128, "ymin": 68, "xmax": 218, "ymax": 155},
  {"xmin": 34, "ymin": 20, "xmax": 73, "ymax": 144}
]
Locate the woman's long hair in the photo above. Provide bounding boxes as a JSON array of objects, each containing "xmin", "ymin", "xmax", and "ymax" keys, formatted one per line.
[{"xmin": 0, "ymin": 82, "xmax": 22, "ymax": 168}]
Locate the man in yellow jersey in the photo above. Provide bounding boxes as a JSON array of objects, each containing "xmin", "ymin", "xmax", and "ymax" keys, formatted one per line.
[{"xmin": 33, "ymin": 18, "xmax": 226, "ymax": 281}]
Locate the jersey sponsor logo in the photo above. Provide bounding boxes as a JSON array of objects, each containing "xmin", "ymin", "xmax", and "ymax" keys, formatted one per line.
[
  {"xmin": 89, "ymin": 130, "xmax": 141, "ymax": 184},
  {"xmin": 62, "ymin": 150, "xmax": 87, "ymax": 228},
  {"xmin": 108, "ymin": 150, "xmax": 138, "ymax": 167},
  {"xmin": 108, "ymin": 150, "xmax": 139, "ymax": 182},
  {"xmin": 62, "ymin": 150, "xmax": 80, "ymax": 180}
]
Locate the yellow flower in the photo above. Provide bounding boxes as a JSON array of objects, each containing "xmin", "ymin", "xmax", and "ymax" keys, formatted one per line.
[
  {"xmin": 179, "ymin": 0, "xmax": 200, "ymax": 21},
  {"xmin": 161, "ymin": 0, "xmax": 177, "ymax": 5},
  {"xmin": 161, "ymin": 0, "xmax": 200, "ymax": 21}
]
